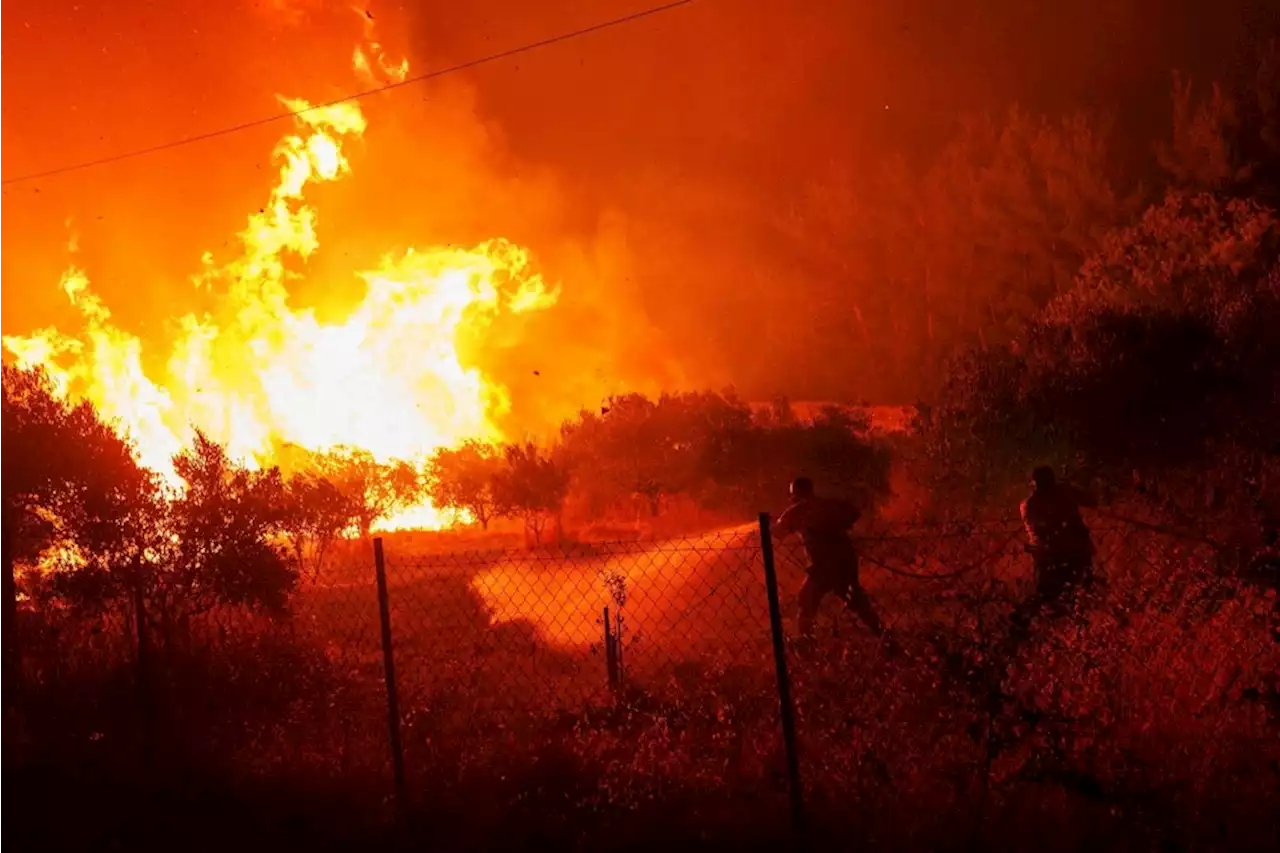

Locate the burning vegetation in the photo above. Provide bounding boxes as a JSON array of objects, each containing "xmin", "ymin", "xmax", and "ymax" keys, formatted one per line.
[
  {"xmin": 3, "ymin": 5, "xmax": 1280, "ymax": 853},
  {"xmin": 3, "ymin": 78, "xmax": 558, "ymax": 530}
]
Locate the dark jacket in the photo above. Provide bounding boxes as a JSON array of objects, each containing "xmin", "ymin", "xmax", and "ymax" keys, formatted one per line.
[
  {"xmin": 1020, "ymin": 484, "xmax": 1095, "ymax": 566},
  {"xmin": 775, "ymin": 495, "xmax": 861, "ymax": 578}
]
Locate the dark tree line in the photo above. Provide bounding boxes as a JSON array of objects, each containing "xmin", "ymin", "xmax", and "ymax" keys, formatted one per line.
[
  {"xmin": 426, "ymin": 392, "xmax": 891, "ymax": 536},
  {"xmin": 775, "ymin": 42, "xmax": 1280, "ymax": 405},
  {"xmin": 916, "ymin": 44, "xmax": 1280, "ymax": 537}
]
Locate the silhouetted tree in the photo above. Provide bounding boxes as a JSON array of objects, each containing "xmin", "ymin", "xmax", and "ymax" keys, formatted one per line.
[
  {"xmin": 427, "ymin": 440, "xmax": 503, "ymax": 530},
  {"xmin": 559, "ymin": 391, "xmax": 754, "ymax": 519},
  {"xmin": 2, "ymin": 365, "xmax": 153, "ymax": 696},
  {"xmin": 281, "ymin": 473, "xmax": 357, "ymax": 581},
  {"xmin": 697, "ymin": 404, "xmax": 892, "ymax": 517},
  {"xmin": 927, "ymin": 185, "xmax": 1280, "ymax": 510},
  {"xmin": 1160, "ymin": 42, "xmax": 1280, "ymax": 204},
  {"xmin": 146, "ymin": 432, "xmax": 297, "ymax": 626},
  {"xmin": 1159, "ymin": 73, "xmax": 1241, "ymax": 191},
  {"xmin": 1058, "ymin": 191, "xmax": 1277, "ymax": 322},
  {"xmin": 38, "ymin": 432, "xmax": 296, "ymax": 623},
  {"xmin": 566, "ymin": 394, "xmax": 676, "ymax": 517},
  {"xmin": 916, "ymin": 108, "xmax": 1128, "ymax": 355},
  {"xmin": 779, "ymin": 107, "xmax": 1127, "ymax": 399},
  {"xmin": 310, "ymin": 447, "xmax": 422, "ymax": 538},
  {"xmin": 493, "ymin": 442, "xmax": 569, "ymax": 546}
]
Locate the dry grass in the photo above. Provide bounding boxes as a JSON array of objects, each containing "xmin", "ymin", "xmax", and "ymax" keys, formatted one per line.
[{"xmin": 11, "ymin": 517, "xmax": 1280, "ymax": 851}]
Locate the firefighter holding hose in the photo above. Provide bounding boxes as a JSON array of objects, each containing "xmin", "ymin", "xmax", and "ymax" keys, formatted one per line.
[
  {"xmin": 1010, "ymin": 466, "xmax": 1097, "ymax": 641},
  {"xmin": 773, "ymin": 476, "xmax": 888, "ymax": 646}
]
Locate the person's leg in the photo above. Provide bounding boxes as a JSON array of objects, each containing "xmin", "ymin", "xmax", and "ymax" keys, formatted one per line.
[
  {"xmin": 797, "ymin": 574, "xmax": 828, "ymax": 641},
  {"xmin": 1011, "ymin": 559, "xmax": 1080, "ymax": 645},
  {"xmin": 1043, "ymin": 557, "xmax": 1096, "ymax": 620},
  {"xmin": 1008, "ymin": 563, "xmax": 1054, "ymax": 646},
  {"xmin": 1058, "ymin": 559, "xmax": 1094, "ymax": 618},
  {"xmin": 840, "ymin": 581, "xmax": 885, "ymax": 636},
  {"xmin": 1039, "ymin": 567, "xmax": 1072, "ymax": 618}
]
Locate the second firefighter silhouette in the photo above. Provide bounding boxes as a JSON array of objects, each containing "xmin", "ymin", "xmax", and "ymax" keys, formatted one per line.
[
  {"xmin": 1012, "ymin": 466, "xmax": 1097, "ymax": 637},
  {"xmin": 773, "ymin": 477, "xmax": 886, "ymax": 641}
]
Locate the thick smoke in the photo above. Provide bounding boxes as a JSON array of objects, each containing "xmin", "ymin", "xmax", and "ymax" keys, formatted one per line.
[
  {"xmin": 248, "ymin": 0, "xmax": 692, "ymax": 435},
  {"xmin": 2, "ymin": 0, "xmax": 1265, "ymax": 419}
]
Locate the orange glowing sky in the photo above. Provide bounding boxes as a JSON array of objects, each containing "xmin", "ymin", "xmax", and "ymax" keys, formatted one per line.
[
  {"xmin": 2, "ymin": 1, "xmax": 692, "ymax": 442},
  {"xmin": 2, "ymin": 0, "xmax": 1263, "ymax": 406}
]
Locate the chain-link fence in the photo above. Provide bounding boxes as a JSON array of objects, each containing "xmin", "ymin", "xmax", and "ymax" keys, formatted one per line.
[
  {"xmin": 379, "ymin": 526, "xmax": 771, "ymax": 714},
  {"xmin": 11, "ymin": 511, "xmax": 1279, "ymax": 844}
]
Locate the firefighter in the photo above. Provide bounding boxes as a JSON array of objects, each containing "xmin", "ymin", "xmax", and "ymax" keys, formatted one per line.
[
  {"xmin": 1011, "ymin": 466, "xmax": 1097, "ymax": 639},
  {"xmin": 773, "ymin": 477, "xmax": 887, "ymax": 644}
]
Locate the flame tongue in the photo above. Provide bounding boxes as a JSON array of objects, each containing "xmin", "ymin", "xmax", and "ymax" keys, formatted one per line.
[{"xmin": 4, "ymin": 93, "xmax": 558, "ymax": 530}]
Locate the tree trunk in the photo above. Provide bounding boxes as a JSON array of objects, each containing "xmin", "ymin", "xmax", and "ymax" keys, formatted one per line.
[{"xmin": 3, "ymin": 510, "xmax": 18, "ymax": 711}]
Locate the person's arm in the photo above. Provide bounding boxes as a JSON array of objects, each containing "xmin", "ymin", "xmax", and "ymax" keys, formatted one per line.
[
  {"xmin": 773, "ymin": 506, "xmax": 798, "ymax": 538},
  {"xmin": 1020, "ymin": 500, "xmax": 1037, "ymax": 552}
]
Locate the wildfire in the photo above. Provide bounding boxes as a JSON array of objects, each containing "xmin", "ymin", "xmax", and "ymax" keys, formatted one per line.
[{"xmin": 3, "ymin": 41, "xmax": 559, "ymax": 531}]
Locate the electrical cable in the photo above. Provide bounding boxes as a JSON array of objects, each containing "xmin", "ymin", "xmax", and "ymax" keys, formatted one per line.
[{"xmin": 2, "ymin": 0, "xmax": 697, "ymax": 187}]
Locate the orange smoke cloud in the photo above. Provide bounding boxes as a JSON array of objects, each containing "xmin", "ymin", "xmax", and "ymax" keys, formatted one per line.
[
  {"xmin": 1, "ymin": 43, "xmax": 575, "ymax": 529},
  {"xmin": 2, "ymin": 5, "xmax": 687, "ymax": 529}
]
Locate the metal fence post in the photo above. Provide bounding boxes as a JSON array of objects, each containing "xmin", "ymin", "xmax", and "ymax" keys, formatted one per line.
[
  {"xmin": 615, "ymin": 611, "xmax": 626, "ymax": 683},
  {"xmin": 372, "ymin": 538, "xmax": 408, "ymax": 819},
  {"xmin": 603, "ymin": 606, "xmax": 619, "ymax": 692},
  {"xmin": 759, "ymin": 512, "xmax": 807, "ymax": 848}
]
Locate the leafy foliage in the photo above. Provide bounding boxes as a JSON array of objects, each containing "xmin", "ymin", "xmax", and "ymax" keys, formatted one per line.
[
  {"xmin": 779, "ymin": 107, "xmax": 1128, "ymax": 398},
  {"xmin": 1050, "ymin": 191, "xmax": 1278, "ymax": 325},
  {"xmin": 559, "ymin": 391, "xmax": 754, "ymax": 518},
  {"xmin": 309, "ymin": 447, "xmax": 423, "ymax": 537},
  {"xmin": 493, "ymin": 442, "xmax": 570, "ymax": 545},
  {"xmin": 152, "ymin": 432, "xmax": 297, "ymax": 619},
  {"xmin": 281, "ymin": 472, "xmax": 357, "ymax": 581},
  {"xmin": 2, "ymin": 364, "xmax": 153, "ymax": 570},
  {"xmin": 926, "ymin": 187, "xmax": 1280, "ymax": 527},
  {"xmin": 1, "ymin": 361, "xmax": 147, "ymax": 696},
  {"xmin": 1160, "ymin": 41, "xmax": 1280, "ymax": 204},
  {"xmin": 1160, "ymin": 73, "xmax": 1242, "ymax": 190},
  {"xmin": 427, "ymin": 440, "xmax": 504, "ymax": 530},
  {"xmin": 41, "ymin": 433, "xmax": 301, "ymax": 623},
  {"xmin": 699, "ymin": 402, "xmax": 893, "ymax": 516}
]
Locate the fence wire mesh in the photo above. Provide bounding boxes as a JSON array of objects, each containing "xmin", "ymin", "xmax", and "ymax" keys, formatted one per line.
[
  {"xmin": 11, "ymin": 512, "xmax": 1279, "ymax": 833},
  {"xmin": 379, "ymin": 525, "xmax": 772, "ymax": 725}
]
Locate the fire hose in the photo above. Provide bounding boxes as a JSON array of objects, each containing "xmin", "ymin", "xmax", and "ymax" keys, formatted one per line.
[
  {"xmin": 1090, "ymin": 508, "xmax": 1224, "ymax": 550},
  {"xmin": 775, "ymin": 508, "xmax": 1226, "ymax": 584},
  {"xmin": 779, "ymin": 537, "xmax": 1010, "ymax": 581}
]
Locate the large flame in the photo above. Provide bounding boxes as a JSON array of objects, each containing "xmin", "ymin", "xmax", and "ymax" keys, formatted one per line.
[{"xmin": 3, "ymin": 45, "xmax": 559, "ymax": 531}]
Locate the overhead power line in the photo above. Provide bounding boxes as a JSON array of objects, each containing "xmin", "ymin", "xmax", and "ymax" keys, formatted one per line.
[{"xmin": 1, "ymin": 0, "xmax": 696, "ymax": 187}]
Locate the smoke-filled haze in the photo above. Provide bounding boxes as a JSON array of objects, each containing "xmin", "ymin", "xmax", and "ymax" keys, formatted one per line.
[{"xmin": 2, "ymin": 0, "xmax": 1266, "ymax": 424}]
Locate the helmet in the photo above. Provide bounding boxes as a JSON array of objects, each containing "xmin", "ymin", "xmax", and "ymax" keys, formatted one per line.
[{"xmin": 790, "ymin": 477, "xmax": 814, "ymax": 498}]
